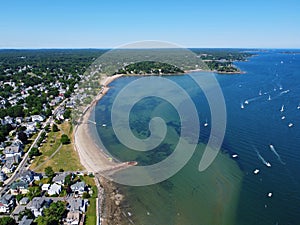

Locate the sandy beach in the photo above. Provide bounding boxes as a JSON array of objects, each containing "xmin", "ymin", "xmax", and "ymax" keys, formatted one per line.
[{"xmin": 74, "ymin": 74, "xmax": 123, "ymax": 173}]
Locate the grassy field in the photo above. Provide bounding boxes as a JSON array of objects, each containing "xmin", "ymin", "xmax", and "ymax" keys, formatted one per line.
[
  {"xmin": 85, "ymin": 198, "xmax": 97, "ymax": 225},
  {"xmin": 30, "ymin": 121, "xmax": 84, "ymax": 172}
]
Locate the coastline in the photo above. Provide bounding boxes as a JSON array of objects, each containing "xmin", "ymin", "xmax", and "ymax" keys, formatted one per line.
[
  {"xmin": 74, "ymin": 74, "xmax": 123, "ymax": 173},
  {"xmin": 74, "ymin": 74, "xmax": 130, "ymax": 224}
]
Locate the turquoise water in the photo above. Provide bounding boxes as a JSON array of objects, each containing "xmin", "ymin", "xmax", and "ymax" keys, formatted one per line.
[{"xmin": 95, "ymin": 50, "xmax": 300, "ymax": 225}]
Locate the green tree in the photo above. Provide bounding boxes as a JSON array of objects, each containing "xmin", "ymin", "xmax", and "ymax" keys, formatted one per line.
[
  {"xmin": 17, "ymin": 131, "xmax": 28, "ymax": 144},
  {"xmin": 63, "ymin": 109, "xmax": 72, "ymax": 119},
  {"xmin": 60, "ymin": 134, "xmax": 70, "ymax": 145},
  {"xmin": 36, "ymin": 201, "xmax": 66, "ymax": 225},
  {"xmin": 45, "ymin": 166, "xmax": 55, "ymax": 179},
  {"xmin": 52, "ymin": 124, "xmax": 59, "ymax": 132},
  {"xmin": 0, "ymin": 217, "xmax": 17, "ymax": 225},
  {"xmin": 29, "ymin": 147, "xmax": 40, "ymax": 158},
  {"xmin": 18, "ymin": 208, "xmax": 35, "ymax": 221},
  {"xmin": 27, "ymin": 186, "xmax": 42, "ymax": 200}
]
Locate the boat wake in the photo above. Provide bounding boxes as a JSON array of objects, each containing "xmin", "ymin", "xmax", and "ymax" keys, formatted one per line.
[
  {"xmin": 269, "ymin": 144, "xmax": 286, "ymax": 165},
  {"xmin": 254, "ymin": 147, "xmax": 271, "ymax": 167}
]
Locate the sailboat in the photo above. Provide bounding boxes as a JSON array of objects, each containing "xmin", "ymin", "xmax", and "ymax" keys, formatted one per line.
[
  {"xmin": 268, "ymin": 95, "xmax": 271, "ymax": 101},
  {"xmin": 280, "ymin": 105, "xmax": 284, "ymax": 112},
  {"xmin": 241, "ymin": 102, "xmax": 244, "ymax": 109}
]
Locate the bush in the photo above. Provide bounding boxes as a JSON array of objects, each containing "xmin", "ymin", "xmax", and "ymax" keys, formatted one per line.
[
  {"xmin": 52, "ymin": 124, "xmax": 59, "ymax": 132},
  {"xmin": 60, "ymin": 134, "xmax": 70, "ymax": 145}
]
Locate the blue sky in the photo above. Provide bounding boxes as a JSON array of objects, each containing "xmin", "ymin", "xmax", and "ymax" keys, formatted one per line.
[{"xmin": 1, "ymin": 0, "xmax": 300, "ymax": 48}]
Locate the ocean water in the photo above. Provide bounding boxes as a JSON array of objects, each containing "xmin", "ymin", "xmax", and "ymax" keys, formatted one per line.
[{"xmin": 95, "ymin": 50, "xmax": 300, "ymax": 225}]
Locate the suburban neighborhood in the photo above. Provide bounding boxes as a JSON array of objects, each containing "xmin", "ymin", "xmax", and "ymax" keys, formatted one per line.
[{"xmin": 0, "ymin": 50, "xmax": 103, "ymax": 224}]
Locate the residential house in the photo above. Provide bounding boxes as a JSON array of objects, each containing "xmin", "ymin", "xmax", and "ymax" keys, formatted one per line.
[
  {"xmin": 19, "ymin": 170, "xmax": 35, "ymax": 184},
  {"xmin": 0, "ymin": 142, "xmax": 5, "ymax": 151},
  {"xmin": 2, "ymin": 156, "xmax": 18, "ymax": 174},
  {"xmin": 19, "ymin": 197, "xmax": 30, "ymax": 205},
  {"xmin": 12, "ymin": 139, "xmax": 23, "ymax": 147},
  {"xmin": 70, "ymin": 182, "xmax": 86, "ymax": 196},
  {"xmin": 31, "ymin": 115, "xmax": 44, "ymax": 123},
  {"xmin": 0, "ymin": 171, "xmax": 7, "ymax": 182},
  {"xmin": 67, "ymin": 198, "xmax": 87, "ymax": 213},
  {"xmin": 52, "ymin": 173, "xmax": 68, "ymax": 185},
  {"xmin": 15, "ymin": 117, "xmax": 23, "ymax": 124},
  {"xmin": 0, "ymin": 194, "xmax": 15, "ymax": 213},
  {"xmin": 25, "ymin": 122, "xmax": 37, "ymax": 133},
  {"xmin": 65, "ymin": 211, "xmax": 80, "ymax": 225},
  {"xmin": 3, "ymin": 116, "xmax": 14, "ymax": 125},
  {"xmin": 4, "ymin": 145, "xmax": 23, "ymax": 158},
  {"xmin": 48, "ymin": 183, "xmax": 62, "ymax": 196},
  {"xmin": 28, "ymin": 197, "xmax": 46, "ymax": 217},
  {"xmin": 19, "ymin": 216, "xmax": 33, "ymax": 225},
  {"xmin": 10, "ymin": 181, "xmax": 29, "ymax": 195},
  {"xmin": 41, "ymin": 183, "xmax": 50, "ymax": 191},
  {"xmin": 33, "ymin": 173, "xmax": 42, "ymax": 181}
]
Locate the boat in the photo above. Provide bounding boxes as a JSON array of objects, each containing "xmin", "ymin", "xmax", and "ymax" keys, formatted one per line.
[
  {"xmin": 232, "ymin": 154, "xmax": 238, "ymax": 158},
  {"xmin": 297, "ymin": 105, "xmax": 300, "ymax": 110},
  {"xmin": 266, "ymin": 162, "xmax": 272, "ymax": 167},
  {"xmin": 280, "ymin": 105, "xmax": 284, "ymax": 112},
  {"xmin": 244, "ymin": 100, "xmax": 249, "ymax": 105},
  {"xmin": 288, "ymin": 123, "xmax": 293, "ymax": 128},
  {"xmin": 241, "ymin": 103, "xmax": 244, "ymax": 109},
  {"xmin": 281, "ymin": 116, "xmax": 286, "ymax": 120},
  {"xmin": 268, "ymin": 95, "xmax": 271, "ymax": 101},
  {"xmin": 204, "ymin": 121, "xmax": 208, "ymax": 127},
  {"xmin": 268, "ymin": 192, "xmax": 273, "ymax": 197},
  {"xmin": 102, "ymin": 124, "xmax": 107, "ymax": 127},
  {"xmin": 253, "ymin": 169, "xmax": 260, "ymax": 174},
  {"xmin": 259, "ymin": 90, "xmax": 262, "ymax": 96}
]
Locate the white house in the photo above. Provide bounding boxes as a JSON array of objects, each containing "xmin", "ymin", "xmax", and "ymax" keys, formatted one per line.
[
  {"xmin": 31, "ymin": 115, "xmax": 44, "ymax": 123},
  {"xmin": 48, "ymin": 183, "xmax": 61, "ymax": 196},
  {"xmin": 70, "ymin": 181, "xmax": 86, "ymax": 196},
  {"xmin": 41, "ymin": 183, "xmax": 51, "ymax": 191},
  {"xmin": 25, "ymin": 122, "xmax": 37, "ymax": 133}
]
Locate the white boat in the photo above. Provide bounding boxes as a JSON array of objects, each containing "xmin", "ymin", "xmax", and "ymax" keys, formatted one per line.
[
  {"xmin": 253, "ymin": 169, "xmax": 260, "ymax": 174},
  {"xmin": 259, "ymin": 90, "xmax": 262, "ymax": 96},
  {"xmin": 266, "ymin": 162, "xmax": 272, "ymax": 167},
  {"xmin": 204, "ymin": 121, "xmax": 208, "ymax": 127},
  {"xmin": 288, "ymin": 123, "xmax": 293, "ymax": 128},
  {"xmin": 297, "ymin": 105, "xmax": 300, "ymax": 110},
  {"xmin": 281, "ymin": 61, "xmax": 284, "ymax": 64},
  {"xmin": 244, "ymin": 100, "xmax": 249, "ymax": 105},
  {"xmin": 268, "ymin": 95, "xmax": 271, "ymax": 101},
  {"xmin": 280, "ymin": 105, "xmax": 284, "ymax": 112},
  {"xmin": 102, "ymin": 124, "xmax": 107, "ymax": 127},
  {"xmin": 241, "ymin": 103, "xmax": 244, "ymax": 109},
  {"xmin": 268, "ymin": 192, "xmax": 273, "ymax": 197},
  {"xmin": 281, "ymin": 116, "xmax": 286, "ymax": 120},
  {"xmin": 232, "ymin": 154, "xmax": 238, "ymax": 158}
]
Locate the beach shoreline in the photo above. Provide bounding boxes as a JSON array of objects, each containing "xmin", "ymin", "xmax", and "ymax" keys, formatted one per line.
[{"xmin": 74, "ymin": 74, "xmax": 123, "ymax": 173}]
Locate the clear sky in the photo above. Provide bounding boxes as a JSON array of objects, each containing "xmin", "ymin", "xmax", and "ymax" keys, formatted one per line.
[{"xmin": 1, "ymin": 0, "xmax": 300, "ymax": 49}]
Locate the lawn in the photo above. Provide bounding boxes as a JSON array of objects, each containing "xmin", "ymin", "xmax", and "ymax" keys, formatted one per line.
[
  {"xmin": 85, "ymin": 198, "xmax": 97, "ymax": 225},
  {"xmin": 30, "ymin": 121, "xmax": 84, "ymax": 172}
]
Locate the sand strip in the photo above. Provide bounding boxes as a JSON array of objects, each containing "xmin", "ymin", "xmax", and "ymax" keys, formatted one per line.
[{"xmin": 74, "ymin": 74, "xmax": 123, "ymax": 173}]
